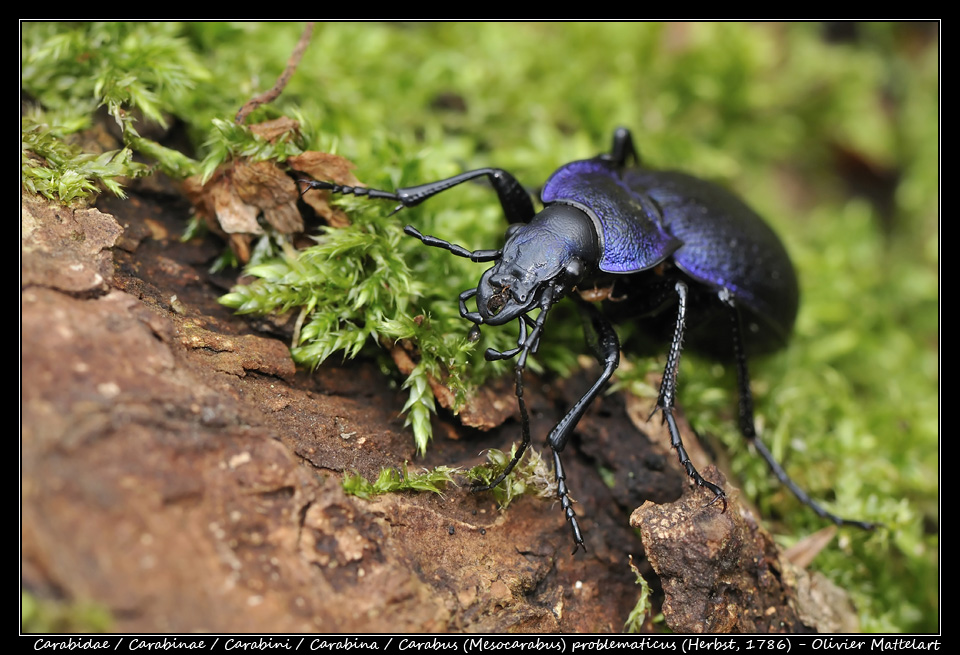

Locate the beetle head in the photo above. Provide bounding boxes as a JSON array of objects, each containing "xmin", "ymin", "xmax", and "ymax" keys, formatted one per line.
[{"xmin": 473, "ymin": 204, "xmax": 599, "ymax": 325}]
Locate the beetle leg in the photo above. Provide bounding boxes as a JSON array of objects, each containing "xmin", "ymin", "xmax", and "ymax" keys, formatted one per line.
[
  {"xmin": 547, "ymin": 301, "xmax": 620, "ymax": 454},
  {"xmin": 471, "ymin": 290, "xmax": 555, "ymax": 493},
  {"xmin": 523, "ymin": 314, "xmax": 542, "ymax": 354},
  {"xmin": 543, "ymin": 300, "xmax": 622, "ymax": 553},
  {"xmin": 602, "ymin": 127, "xmax": 641, "ymax": 168},
  {"xmin": 461, "ymin": 295, "xmax": 537, "ymax": 356},
  {"xmin": 552, "ymin": 449, "xmax": 585, "ymax": 554},
  {"xmin": 470, "ymin": 364, "xmax": 534, "ymax": 493},
  {"xmin": 300, "ymin": 168, "xmax": 536, "ymax": 224},
  {"xmin": 720, "ymin": 291, "xmax": 877, "ymax": 529},
  {"xmin": 483, "ymin": 317, "xmax": 528, "ymax": 361},
  {"xmin": 651, "ymin": 281, "xmax": 728, "ymax": 506},
  {"xmin": 457, "ymin": 288, "xmax": 484, "ymax": 326}
]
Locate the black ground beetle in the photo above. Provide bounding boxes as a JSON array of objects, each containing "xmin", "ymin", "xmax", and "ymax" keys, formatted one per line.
[{"xmin": 301, "ymin": 127, "xmax": 875, "ymax": 553}]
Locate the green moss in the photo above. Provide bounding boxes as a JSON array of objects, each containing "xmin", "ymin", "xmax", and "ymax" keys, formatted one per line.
[
  {"xmin": 21, "ymin": 591, "xmax": 113, "ymax": 633},
  {"xmin": 624, "ymin": 556, "xmax": 661, "ymax": 633},
  {"xmin": 21, "ymin": 116, "xmax": 149, "ymax": 203},
  {"xmin": 465, "ymin": 446, "xmax": 557, "ymax": 508},
  {"xmin": 21, "ymin": 22, "xmax": 208, "ymax": 201},
  {"xmin": 342, "ymin": 463, "xmax": 458, "ymax": 499}
]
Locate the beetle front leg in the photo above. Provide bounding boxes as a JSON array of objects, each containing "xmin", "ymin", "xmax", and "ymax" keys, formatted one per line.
[
  {"xmin": 471, "ymin": 291, "xmax": 555, "ymax": 494},
  {"xmin": 720, "ymin": 291, "xmax": 876, "ymax": 529},
  {"xmin": 652, "ymin": 281, "xmax": 727, "ymax": 506},
  {"xmin": 470, "ymin": 364, "xmax": 534, "ymax": 495},
  {"xmin": 483, "ymin": 315, "xmax": 538, "ymax": 361},
  {"xmin": 457, "ymin": 288, "xmax": 485, "ymax": 329}
]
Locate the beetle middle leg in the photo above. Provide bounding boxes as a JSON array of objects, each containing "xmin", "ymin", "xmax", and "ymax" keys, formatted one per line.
[
  {"xmin": 652, "ymin": 281, "xmax": 728, "ymax": 506},
  {"xmin": 720, "ymin": 291, "xmax": 877, "ymax": 529},
  {"xmin": 542, "ymin": 299, "xmax": 622, "ymax": 553}
]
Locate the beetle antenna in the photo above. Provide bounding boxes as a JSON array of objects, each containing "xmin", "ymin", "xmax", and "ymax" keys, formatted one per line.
[
  {"xmin": 403, "ymin": 226, "xmax": 501, "ymax": 263},
  {"xmin": 297, "ymin": 179, "xmax": 404, "ymax": 203}
]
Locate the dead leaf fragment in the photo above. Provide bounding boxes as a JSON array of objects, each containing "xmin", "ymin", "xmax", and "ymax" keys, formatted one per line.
[
  {"xmin": 231, "ymin": 160, "xmax": 303, "ymax": 234},
  {"xmin": 249, "ymin": 117, "xmax": 300, "ymax": 142},
  {"xmin": 288, "ymin": 151, "xmax": 363, "ymax": 228},
  {"xmin": 184, "ymin": 160, "xmax": 302, "ymax": 263},
  {"xmin": 783, "ymin": 525, "xmax": 838, "ymax": 569},
  {"xmin": 184, "ymin": 144, "xmax": 363, "ymax": 262},
  {"xmin": 209, "ymin": 175, "xmax": 262, "ymax": 235},
  {"xmin": 288, "ymin": 151, "xmax": 361, "ymax": 187}
]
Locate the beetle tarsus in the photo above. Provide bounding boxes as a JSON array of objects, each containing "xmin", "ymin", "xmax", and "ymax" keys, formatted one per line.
[
  {"xmin": 705, "ymin": 489, "xmax": 728, "ymax": 513},
  {"xmin": 553, "ymin": 449, "xmax": 586, "ymax": 554}
]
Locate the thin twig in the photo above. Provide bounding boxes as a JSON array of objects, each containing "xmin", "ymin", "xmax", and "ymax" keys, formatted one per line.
[{"xmin": 235, "ymin": 22, "xmax": 315, "ymax": 125}]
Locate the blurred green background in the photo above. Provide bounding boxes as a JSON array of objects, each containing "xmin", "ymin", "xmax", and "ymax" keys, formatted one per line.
[{"xmin": 22, "ymin": 22, "xmax": 938, "ymax": 633}]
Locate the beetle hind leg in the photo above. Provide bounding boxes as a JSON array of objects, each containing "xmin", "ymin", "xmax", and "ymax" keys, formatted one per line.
[
  {"xmin": 721, "ymin": 292, "xmax": 877, "ymax": 529},
  {"xmin": 603, "ymin": 127, "xmax": 641, "ymax": 168}
]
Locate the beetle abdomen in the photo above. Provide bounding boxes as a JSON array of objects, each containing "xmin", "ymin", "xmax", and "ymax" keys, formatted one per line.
[{"xmin": 623, "ymin": 170, "xmax": 799, "ymax": 348}]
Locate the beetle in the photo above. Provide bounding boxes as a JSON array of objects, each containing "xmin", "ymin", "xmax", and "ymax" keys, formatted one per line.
[{"xmin": 300, "ymin": 127, "xmax": 875, "ymax": 553}]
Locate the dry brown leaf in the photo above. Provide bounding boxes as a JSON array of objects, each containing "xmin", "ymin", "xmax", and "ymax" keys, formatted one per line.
[
  {"xmin": 184, "ymin": 159, "xmax": 304, "ymax": 262},
  {"xmin": 231, "ymin": 160, "xmax": 303, "ymax": 234},
  {"xmin": 782, "ymin": 525, "xmax": 838, "ymax": 569},
  {"xmin": 249, "ymin": 116, "xmax": 300, "ymax": 142},
  {"xmin": 210, "ymin": 175, "xmax": 262, "ymax": 235},
  {"xmin": 288, "ymin": 151, "xmax": 362, "ymax": 228},
  {"xmin": 288, "ymin": 151, "xmax": 361, "ymax": 187},
  {"xmin": 182, "ymin": 118, "xmax": 363, "ymax": 262}
]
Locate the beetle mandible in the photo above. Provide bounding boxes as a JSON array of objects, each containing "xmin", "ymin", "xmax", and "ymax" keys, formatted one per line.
[{"xmin": 301, "ymin": 127, "xmax": 875, "ymax": 553}]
